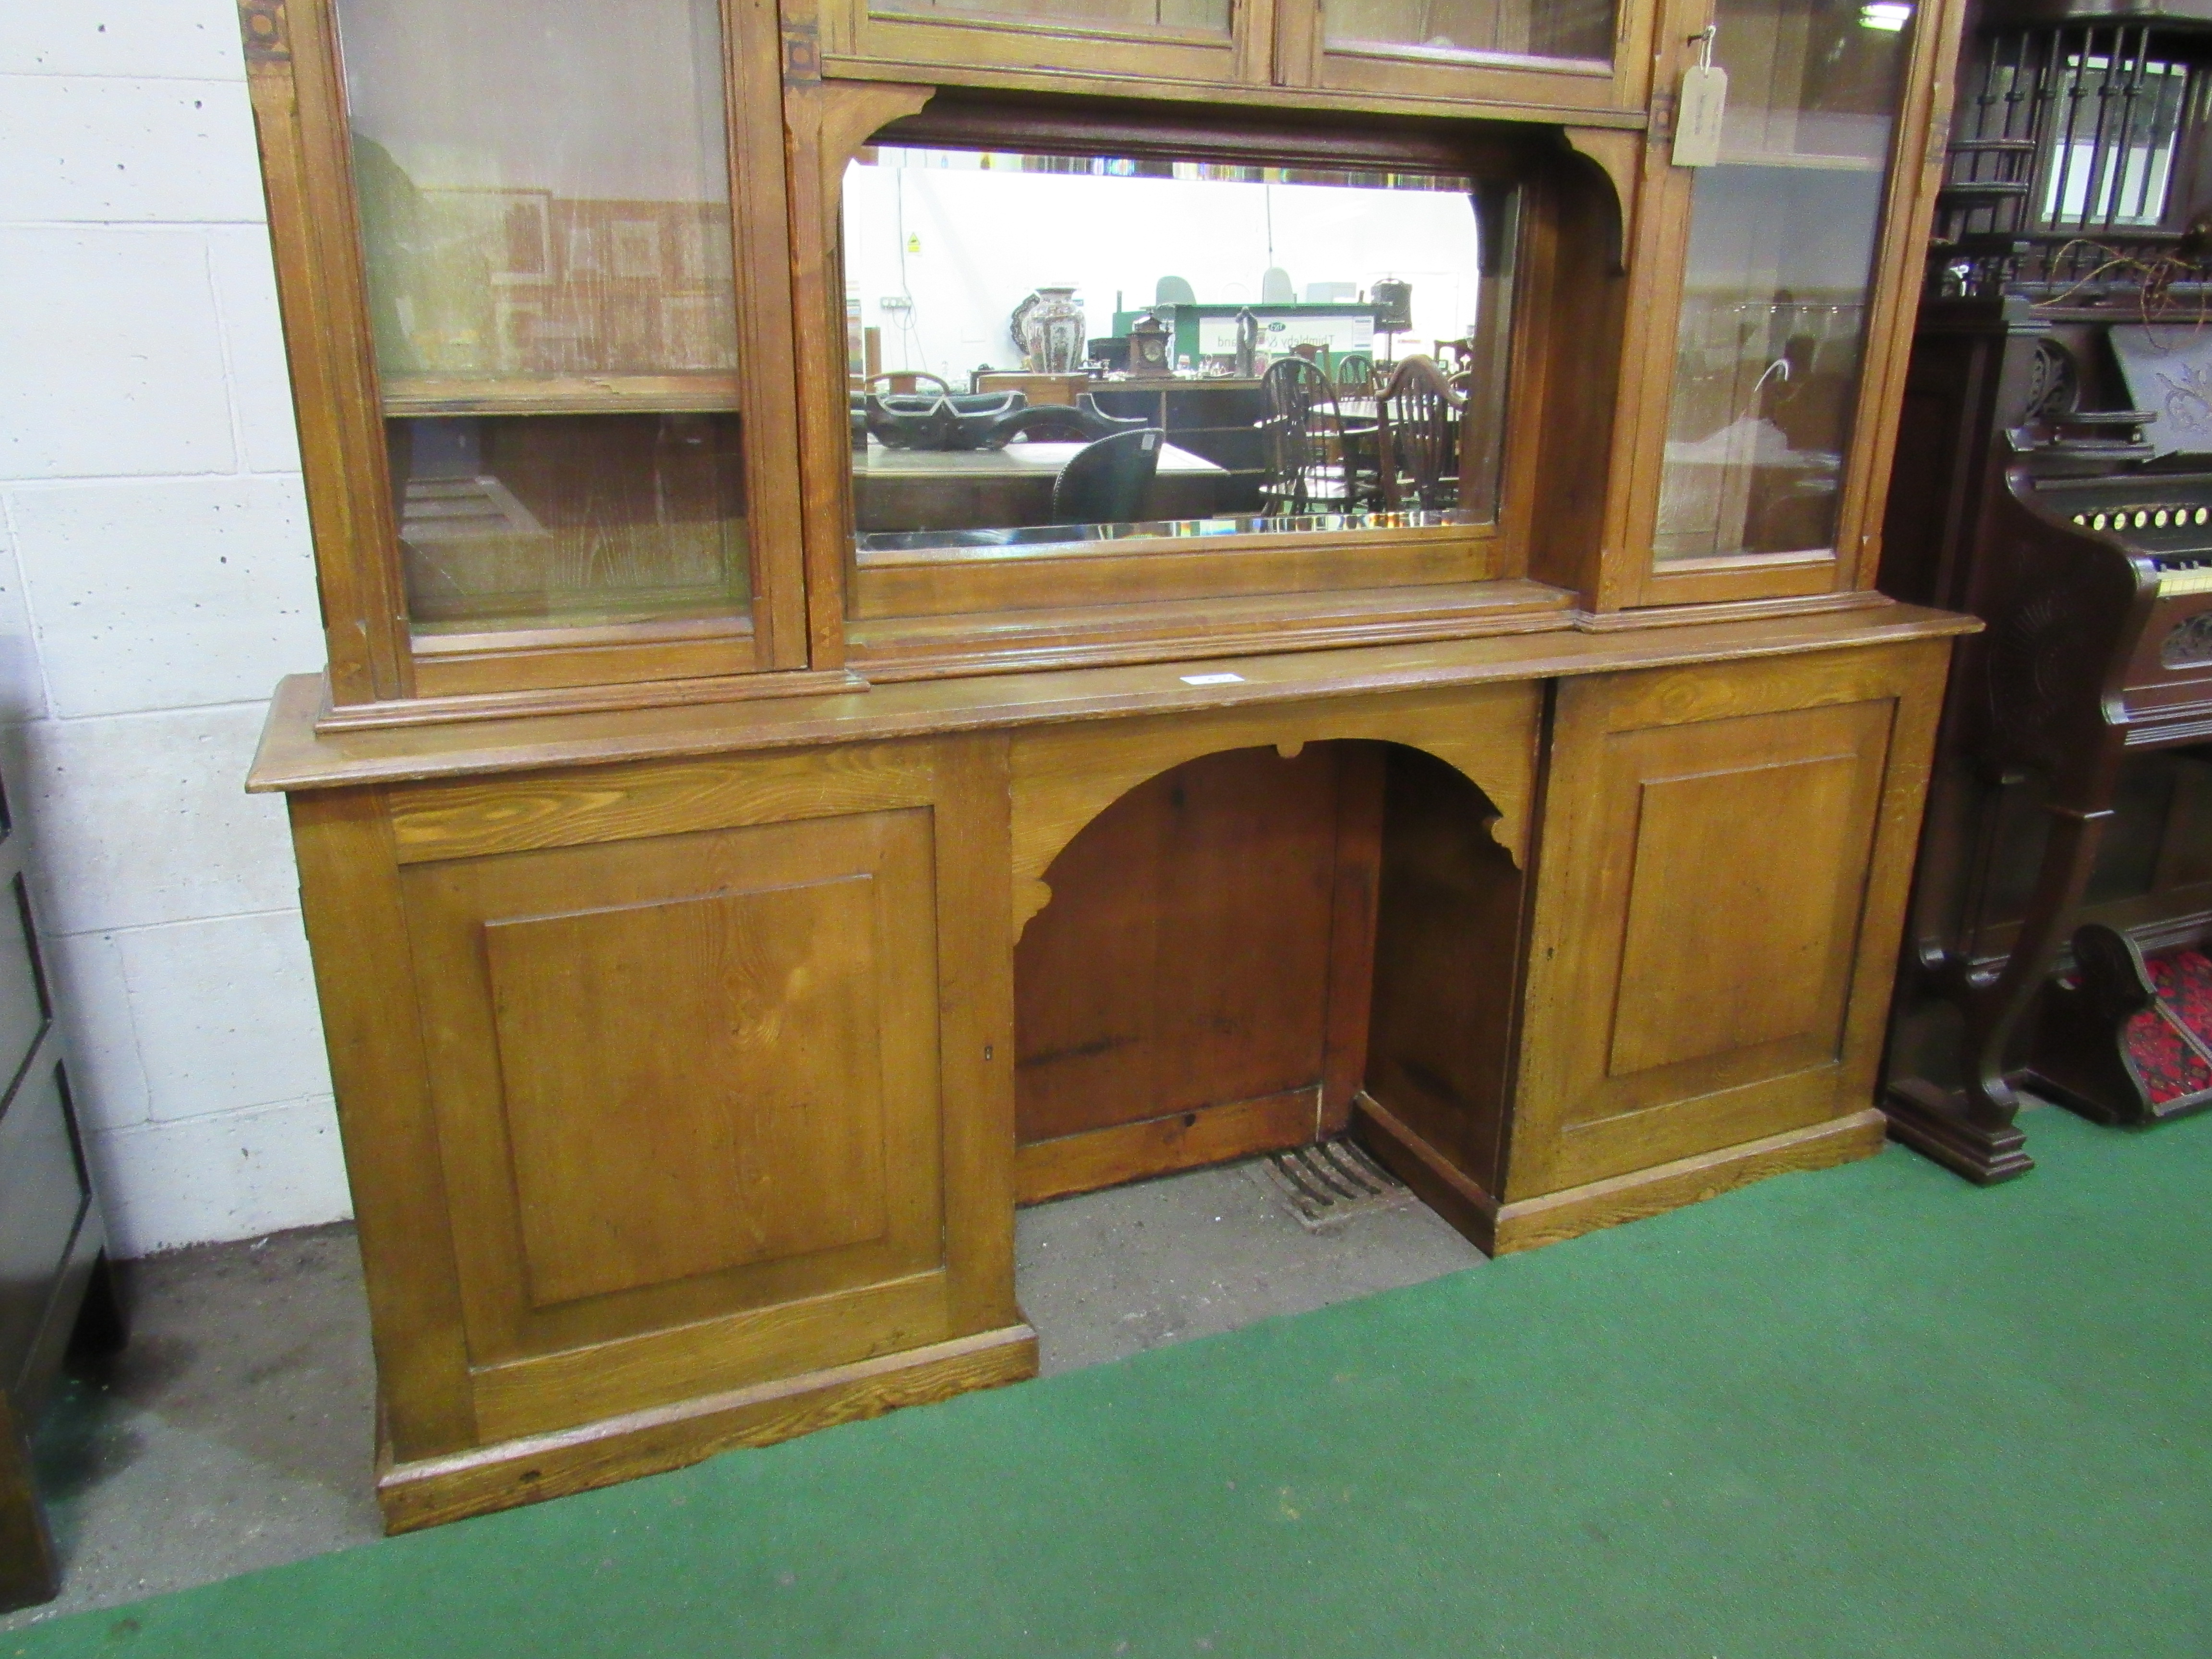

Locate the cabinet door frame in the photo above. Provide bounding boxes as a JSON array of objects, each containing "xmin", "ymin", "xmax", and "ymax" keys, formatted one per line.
[
  {"xmin": 808, "ymin": 0, "xmax": 1657, "ymax": 116},
  {"xmin": 237, "ymin": 0, "xmax": 814, "ymax": 714},
  {"xmin": 290, "ymin": 734, "xmax": 1016, "ymax": 1463},
  {"xmin": 1509, "ymin": 639, "xmax": 1949, "ymax": 1196},
  {"xmin": 814, "ymin": 0, "xmax": 1268, "ymax": 93},
  {"xmin": 787, "ymin": 86, "xmax": 1587, "ymax": 666},
  {"xmin": 1287, "ymin": 0, "xmax": 1657, "ymax": 122},
  {"xmin": 1600, "ymin": 0, "xmax": 1967, "ymax": 612}
]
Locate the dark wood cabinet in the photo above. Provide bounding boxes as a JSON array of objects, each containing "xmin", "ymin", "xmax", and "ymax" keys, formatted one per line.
[{"xmin": 0, "ymin": 774, "xmax": 123, "ymax": 1611}]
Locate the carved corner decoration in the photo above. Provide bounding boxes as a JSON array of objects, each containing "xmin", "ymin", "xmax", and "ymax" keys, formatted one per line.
[
  {"xmin": 1007, "ymin": 692, "xmax": 1539, "ymax": 943},
  {"xmin": 1012, "ymin": 876, "xmax": 1054, "ymax": 942},
  {"xmin": 238, "ymin": 0, "xmax": 290, "ymax": 64},
  {"xmin": 818, "ymin": 81, "xmax": 937, "ymax": 190},
  {"xmin": 1563, "ymin": 126, "xmax": 1637, "ymax": 274}
]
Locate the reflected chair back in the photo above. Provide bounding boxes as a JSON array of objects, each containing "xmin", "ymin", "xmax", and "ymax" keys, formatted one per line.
[
  {"xmin": 1377, "ymin": 355, "xmax": 1465, "ymax": 512},
  {"xmin": 1258, "ymin": 357, "xmax": 1368, "ymax": 516},
  {"xmin": 1052, "ymin": 428, "xmax": 1164, "ymax": 524}
]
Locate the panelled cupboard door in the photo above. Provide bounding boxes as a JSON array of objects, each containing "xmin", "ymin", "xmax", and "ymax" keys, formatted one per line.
[
  {"xmin": 357, "ymin": 738, "xmax": 1014, "ymax": 1450},
  {"xmin": 1509, "ymin": 641, "xmax": 1946, "ymax": 1196}
]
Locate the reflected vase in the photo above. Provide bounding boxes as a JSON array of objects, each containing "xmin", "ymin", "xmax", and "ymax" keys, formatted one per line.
[{"xmin": 1021, "ymin": 286, "xmax": 1086, "ymax": 373}]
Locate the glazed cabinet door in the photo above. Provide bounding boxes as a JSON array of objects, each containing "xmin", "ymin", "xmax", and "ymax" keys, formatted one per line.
[
  {"xmin": 290, "ymin": 736, "xmax": 1016, "ymax": 1487},
  {"xmin": 1613, "ymin": 0, "xmax": 1962, "ymax": 608},
  {"xmin": 1288, "ymin": 0, "xmax": 1655, "ymax": 119},
  {"xmin": 812, "ymin": 0, "xmax": 1650, "ymax": 110},
  {"xmin": 1509, "ymin": 641, "xmax": 1948, "ymax": 1196},
  {"xmin": 240, "ymin": 0, "xmax": 810, "ymax": 709}
]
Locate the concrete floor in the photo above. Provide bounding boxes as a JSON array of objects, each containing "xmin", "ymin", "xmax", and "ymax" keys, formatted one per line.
[{"xmin": 0, "ymin": 1156, "xmax": 1482, "ymax": 1629}]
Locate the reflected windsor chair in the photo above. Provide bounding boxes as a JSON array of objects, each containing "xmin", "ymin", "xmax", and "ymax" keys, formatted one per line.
[
  {"xmin": 1256, "ymin": 357, "xmax": 1378, "ymax": 516},
  {"xmin": 1376, "ymin": 355, "xmax": 1467, "ymax": 513}
]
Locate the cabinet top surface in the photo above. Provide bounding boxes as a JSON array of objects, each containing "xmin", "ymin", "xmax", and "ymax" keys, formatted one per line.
[{"xmin": 248, "ymin": 603, "xmax": 1978, "ymax": 794}]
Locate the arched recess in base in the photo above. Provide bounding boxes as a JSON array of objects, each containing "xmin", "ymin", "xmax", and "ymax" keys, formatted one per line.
[
  {"xmin": 1007, "ymin": 680, "xmax": 1541, "ymax": 944},
  {"xmin": 1010, "ymin": 715, "xmax": 1534, "ymax": 1211}
]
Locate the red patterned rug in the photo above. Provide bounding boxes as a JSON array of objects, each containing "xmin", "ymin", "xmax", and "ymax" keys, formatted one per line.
[{"xmin": 2128, "ymin": 948, "xmax": 2212, "ymax": 1107}]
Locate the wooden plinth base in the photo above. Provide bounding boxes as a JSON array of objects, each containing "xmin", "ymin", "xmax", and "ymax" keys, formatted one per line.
[
  {"xmin": 1354, "ymin": 1093, "xmax": 1891, "ymax": 1256},
  {"xmin": 2018, "ymin": 1070, "xmax": 2141, "ymax": 1127},
  {"xmin": 377, "ymin": 1323, "xmax": 1037, "ymax": 1534},
  {"xmin": 1881, "ymin": 1080, "xmax": 2034, "ymax": 1185}
]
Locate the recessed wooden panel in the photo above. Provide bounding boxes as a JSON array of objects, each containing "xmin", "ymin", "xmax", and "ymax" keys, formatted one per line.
[
  {"xmin": 1015, "ymin": 745, "xmax": 1346, "ymax": 1150},
  {"xmin": 1361, "ymin": 745, "xmax": 1527, "ymax": 1197},
  {"xmin": 1514, "ymin": 643, "xmax": 1949, "ymax": 1200},
  {"xmin": 1549, "ymin": 699, "xmax": 1892, "ymax": 1146},
  {"xmin": 484, "ymin": 878, "xmax": 888, "ymax": 1309},
  {"xmin": 401, "ymin": 806, "xmax": 944, "ymax": 1379},
  {"xmin": 1606, "ymin": 745, "xmax": 1867, "ymax": 1080}
]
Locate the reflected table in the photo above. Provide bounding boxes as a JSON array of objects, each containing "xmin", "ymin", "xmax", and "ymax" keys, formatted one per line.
[{"xmin": 851, "ymin": 440, "xmax": 1229, "ymax": 534}]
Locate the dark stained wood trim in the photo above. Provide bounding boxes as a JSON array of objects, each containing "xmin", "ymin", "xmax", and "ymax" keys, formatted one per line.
[{"xmin": 873, "ymin": 90, "xmax": 1546, "ymax": 174}]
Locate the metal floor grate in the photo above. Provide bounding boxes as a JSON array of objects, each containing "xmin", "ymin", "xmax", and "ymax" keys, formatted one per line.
[{"xmin": 1251, "ymin": 1138, "xmax": 1413, "ymax": 1231}]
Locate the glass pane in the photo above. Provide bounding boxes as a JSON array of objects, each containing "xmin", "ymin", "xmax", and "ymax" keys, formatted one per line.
[
  {"xmin": 842, "ymin": 147, "xmax": 1512, "ymax": 567},
  {"xmin": 391, "ymin": 414, "xmax": 746, "ymax": 632},
  {"xmin": 1652, "ymin": 0, "xmax": 1912, "ymax": 561},
  {"xmin": 869, "ymin": 0, "xmax": 1229, "ymax": 38},
  {"xmin": 335, "ymin": 0, "xmax": 749, "ymax": 632},
  {"xmin": 1324, "ymin": 0, "xmax": 1614, "ymax": 64}
]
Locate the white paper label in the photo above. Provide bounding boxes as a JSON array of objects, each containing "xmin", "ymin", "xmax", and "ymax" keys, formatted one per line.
[
  {"xmin": 1180, "ymin": 672, "xmax": 1245, "ymax": 685},
  {"xmin": 1672, "ymin": 63, "xmax": 1729, "ymax": 168}
]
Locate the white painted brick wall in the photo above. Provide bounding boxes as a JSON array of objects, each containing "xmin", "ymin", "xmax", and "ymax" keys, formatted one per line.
[{"xmin": 0, "ymin": 0, "xmax": 349, "ymax": 1253}]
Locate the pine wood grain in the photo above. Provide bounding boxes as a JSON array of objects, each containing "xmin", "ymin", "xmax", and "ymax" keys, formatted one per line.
[{"xmin": 250, "ymin": 607, "xmax": 1978, "ymax": 795}]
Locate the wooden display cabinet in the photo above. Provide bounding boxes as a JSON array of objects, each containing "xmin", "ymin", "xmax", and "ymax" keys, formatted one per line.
[{"xmin": 237, "ymin": 0, "xmax": 1978, "ymax": 1533}]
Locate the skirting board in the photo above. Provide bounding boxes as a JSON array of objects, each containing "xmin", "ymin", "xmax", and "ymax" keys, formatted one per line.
[
  {"xmin": 1352, "ymin": 1092, "xmax": 1889, "ymax": 1256},
  {"xmin": 377, "ymin": 1323, "xmax": 1038, "ymax": 1534}
]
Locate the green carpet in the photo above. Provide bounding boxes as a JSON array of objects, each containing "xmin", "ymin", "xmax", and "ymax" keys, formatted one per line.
[{"xmin": 16, "ymin": 1106, "xmax": 2211, "ymax": 1659}]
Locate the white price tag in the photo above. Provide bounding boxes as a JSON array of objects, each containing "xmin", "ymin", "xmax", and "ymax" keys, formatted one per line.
[
  {"xmin": 1673, "ymin": 62, "xmax": 1728, "ymax": 168},
  {"xmin": 1180, "ymin": 672, "xmax": 1245, "ymax": 685}
]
